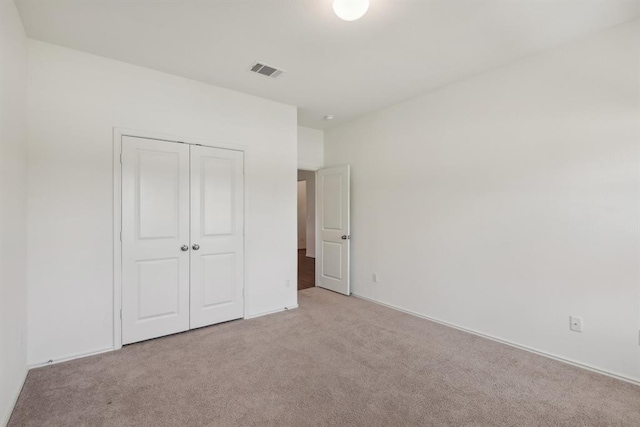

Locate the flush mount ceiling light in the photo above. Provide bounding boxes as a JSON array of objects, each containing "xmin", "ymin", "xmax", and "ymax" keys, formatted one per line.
[
  {"xmin": 324, "ymin": 115, "xmax": 335, "ymax": 120},
  {"xmin": 332, "ymin": 0, "xmax": 369, "ymax": 21}
]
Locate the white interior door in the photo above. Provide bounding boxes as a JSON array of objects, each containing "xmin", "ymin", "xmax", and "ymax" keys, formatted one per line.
[
  {"xmin": 189, "ymin": 145, "xmax": 244, "ymax": 329},
  {"xmin": 121, "ymin": 136, "xmax": 190, "ymax": 344},
  {"xmin": 317, "ymin": 165, "xmax": 350, "ymax": 295}
]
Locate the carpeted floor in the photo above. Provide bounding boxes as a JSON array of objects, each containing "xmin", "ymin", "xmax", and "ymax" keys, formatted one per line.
[{"xmin": 9, "ymin": 288, "xmax": 640, "ymax": 426}]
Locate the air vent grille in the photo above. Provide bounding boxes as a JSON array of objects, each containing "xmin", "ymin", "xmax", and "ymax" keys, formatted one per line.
[{"xmin": 250, "ymin": 62, "xmax": 285, "ymax": 78}]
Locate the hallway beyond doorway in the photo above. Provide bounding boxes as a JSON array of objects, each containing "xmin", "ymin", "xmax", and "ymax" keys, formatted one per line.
[{"xmin": 298, "ymin": 249, "xmax": 315, "ymax": 290}]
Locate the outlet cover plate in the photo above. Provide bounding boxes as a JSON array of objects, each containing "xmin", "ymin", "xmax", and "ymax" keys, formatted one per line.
[{"xmin": 570, "ymin": 316, "xmax": 583, "ymax": 333}]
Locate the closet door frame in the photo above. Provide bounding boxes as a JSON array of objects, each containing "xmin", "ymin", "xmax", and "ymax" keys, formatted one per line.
[{"xmin": 112, "ymin": 127, "xmax": 247, "ymax": 350}]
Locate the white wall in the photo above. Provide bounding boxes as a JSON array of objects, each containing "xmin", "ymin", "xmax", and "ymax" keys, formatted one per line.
[
  {"xmin": 325, "ymin": 21, "xmax": 640, "ymax": 382},
  {"xmin": 298, "ymin": 170, "xmax": 316, "ymax": 258},
  {"xmin": 0, "ymin": 1, "xmax": 29, "ymax": 424},
  {"xmin": 297, "ymin": 126, "xmax": 324, "ymax": 171},
  {"xmin": 26, "ymin": 41, "xmax": 298, "ymax": 366},
  {"xmin": 296, "ymin": 125, "xmax": 322, "ymax": 258}
]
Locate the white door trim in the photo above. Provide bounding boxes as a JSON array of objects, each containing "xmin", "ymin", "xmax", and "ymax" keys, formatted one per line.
[{"xmin": 112, "ymin": 127, "xmax": 247, "ymax": 350}]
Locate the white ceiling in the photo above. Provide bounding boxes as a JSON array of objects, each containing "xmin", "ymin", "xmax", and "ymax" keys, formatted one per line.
[{"xmin": 15, "ymin": 0, "xmax": 640, "ymax": 129}]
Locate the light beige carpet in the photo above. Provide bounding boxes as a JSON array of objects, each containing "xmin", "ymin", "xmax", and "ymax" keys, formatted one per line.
[{"xmin": 9, "ymin": 288, "xmax": 640, "ymax": 426}]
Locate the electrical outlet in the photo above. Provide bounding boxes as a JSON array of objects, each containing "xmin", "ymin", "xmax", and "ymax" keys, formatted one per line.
[
  {"xmin": 372, "ymin": 273, "xmax": 378, "ymax": 283},
  {"xmin": 285, "ymin": 279, "xmax": 291, "ymax": 288},
  {"xmin": 569, "ymin": 316, "xmax": 583, "ymax": 333}
]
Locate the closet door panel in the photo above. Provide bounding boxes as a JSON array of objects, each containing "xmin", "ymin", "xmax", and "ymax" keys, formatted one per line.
[
  {"xmin": 190, "ymin": 145, "xmax": 244, "ymax": 329},
  {"xmin": 121, "ymin": 136, "xmax": 190, "ymax": 344}
]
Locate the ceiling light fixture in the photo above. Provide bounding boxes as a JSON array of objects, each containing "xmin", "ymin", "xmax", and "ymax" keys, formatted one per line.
[
  {"xmin": 332, "ymin": 0, "xmax": 369, "ymax": 21},
  {"xmin": 324, "ymin": 115, "xmax": 335, "ymax": 120}
]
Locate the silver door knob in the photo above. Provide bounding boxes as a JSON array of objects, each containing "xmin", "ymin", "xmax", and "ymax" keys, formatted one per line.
[
  {"xmin": 181, "ymin": 245, "xmax": 189, "ymax": 251},
  {"xmin": 192, "ymin": 244, "xmax": 200, "ymax": 251}
]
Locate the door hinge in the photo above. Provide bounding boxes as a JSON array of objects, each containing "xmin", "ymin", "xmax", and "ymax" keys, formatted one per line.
[
  {"xmin": 119, "ymin": 231, "xmax": 122, "ymax": 241},
  {"xmin": 119, "ymin": 309, "xmax": 122, "ymax": 320},
  {"xmin": 119, "ymin": 153, "xmax": 123, "ymax": 164}
]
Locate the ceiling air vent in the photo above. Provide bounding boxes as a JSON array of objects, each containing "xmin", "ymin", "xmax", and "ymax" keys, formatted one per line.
[{"xmin": 250, "ymin": 62, "xmax": 285, "ymax": 78}]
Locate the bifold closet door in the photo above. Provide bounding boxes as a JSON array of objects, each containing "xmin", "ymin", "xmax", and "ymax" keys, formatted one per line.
[
  {"xmin": 121, "ymin": 136, "xmax": 191, "ymax": 345},
  {"xmin": 189, "ymin": 145, "xmax": 244, "ymax": 329}
]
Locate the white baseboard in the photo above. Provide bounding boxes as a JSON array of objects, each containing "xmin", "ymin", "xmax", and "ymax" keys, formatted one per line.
[
  {"xmin": 352, "ymin": 293, "xmax": 640, "ymax": 387},
  {"xmin": 244, "ymin": 304, "xmax": 299, "ymax": 320},
  {"xmin": 1, "ymin": 368, "xmax": 27, "ymax": 427},
  {"xmin": 25, "ymin": 305, "xmax": 300, "ymax": 371},
  {"xmin": 28, "ymin": 347, "xmax": 115, "ymax": 370}
]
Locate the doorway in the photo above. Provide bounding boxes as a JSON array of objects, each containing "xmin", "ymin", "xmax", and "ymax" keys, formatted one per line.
[{"xmin": 297, "ymin": 170, "xmax": 316, "ymax": 290}]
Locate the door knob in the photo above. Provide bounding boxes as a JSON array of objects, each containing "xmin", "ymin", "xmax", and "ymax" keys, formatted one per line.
[
  {"xmin": 181, "ymin": 245, "xmax": 189, "ymax": 251},
  {"xmin": 341, "ymin": 235, "xmax": 348, "ymax": 240},
  {"xmin": 192, "ymin": 244, "xmax": 200, "ymax": 251}
]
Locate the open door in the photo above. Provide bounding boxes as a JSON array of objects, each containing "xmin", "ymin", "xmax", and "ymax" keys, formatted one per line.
[{"xmin": 316, "ymin": 165, "xmax": 350, "ymax": 295}]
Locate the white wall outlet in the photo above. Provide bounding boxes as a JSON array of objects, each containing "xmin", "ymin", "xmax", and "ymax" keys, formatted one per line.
[
  {"xmin": 285, "ymin": 279, "xmax": 291, "ymax": 288},
  {"xmin": 372, "ymin": 273, "xmax": 378, "ymax": 283},
  {"xmin": 569, "ymin": 316, "xmax": 583, "ymax": 333}
]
